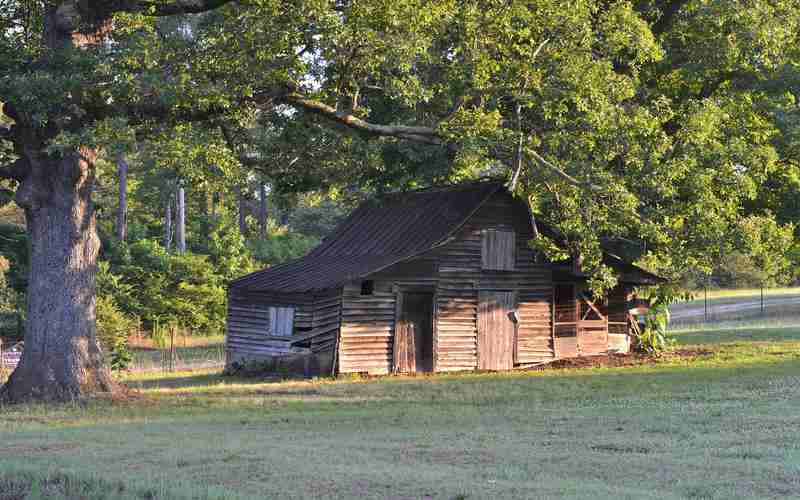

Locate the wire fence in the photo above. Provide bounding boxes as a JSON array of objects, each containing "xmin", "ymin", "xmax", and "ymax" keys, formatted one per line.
[{"xmin": 669, "ymin": 287, "xmax": 800, "ymax": 329}]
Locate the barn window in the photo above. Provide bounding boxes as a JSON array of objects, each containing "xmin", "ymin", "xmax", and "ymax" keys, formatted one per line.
[
  {"xmin": 481, "ymin": 229, "xmax": 515, "ymax": 271},
  {"xmin": 268, "ymin": 306, "xmax": 295, "ymax": 336},
  {"xmin": 360, "ymin": 280, "xmax": 374, "ymax": 295}
]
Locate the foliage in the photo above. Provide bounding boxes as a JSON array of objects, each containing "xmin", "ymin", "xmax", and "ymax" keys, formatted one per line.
[
  {"xmin": 95, "ymin": 295, "xmax": 135, "ymax": 372},
  {"xmin": 3, "ymin": 0, "xmax": 800, "ymax": 393},
  {"xmin": 632, "ymin": 300, "xmax": 674, "ymax": 355},
  {"xmin": 108, "ymin": 239, "xmax": 227, "ymax": 335},
  {"xmin": 248, "ymin": 228, "xmax": 318, "ymax": 267}
]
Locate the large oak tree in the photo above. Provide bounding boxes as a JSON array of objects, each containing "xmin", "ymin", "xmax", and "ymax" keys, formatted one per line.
[{"xmin": 1, "ymin": 0, "xmax": 798, "ymax": 401}]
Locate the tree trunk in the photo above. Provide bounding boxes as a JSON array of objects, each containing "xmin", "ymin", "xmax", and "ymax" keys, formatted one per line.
[
  {"xmin": 177, "ymin": 184, "xmax": 186, "ymax": 254},
  {"xmin": 236, "ymin": 185, "xmax": 248, "ymax": 236},
  {"xmin": 0, "ymin": 149, "xmax": 116, "ymax": 403},
  {"xmin": 116, "ymin": 155, "xmax": 128, "ymax": 241},
  {"xmin": 259, "ymin": 184, "xmax": 268, "ymax": 239},
  {"xmin": 164, "ymin": 193, "xmax": 173, "ymax": 250},
  {"xmin": 201, "ymin": 190, "xmax": 211, "ymax": 238}
]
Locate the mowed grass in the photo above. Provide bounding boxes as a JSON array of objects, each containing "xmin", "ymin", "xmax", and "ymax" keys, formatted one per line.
[{"xmin": 2, "ymin": 327, "xmax": 800, "ymax": 499}]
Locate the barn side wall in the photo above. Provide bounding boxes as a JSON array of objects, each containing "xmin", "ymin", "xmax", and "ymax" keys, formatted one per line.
[
  {"xmin": 225, "ymin": 289, "xmax": 341, "ymax": 376},
  {"xmin": 430, "ymin": 192, "xmax": 553, "ymax": 371},
  {"xmin": 338, "ymin": 261, "xmax": 438, "ymax": 375},
  {"xmin": 337, "ymin": 191, "xmax": 555, "ymax": 375}
]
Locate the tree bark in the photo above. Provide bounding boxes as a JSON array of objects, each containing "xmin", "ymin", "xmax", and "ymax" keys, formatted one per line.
[
  {"xmin": 164, "ymin": 193, "xmax": 173, "ymax": 250},
  {"xmin": 0, "ymin": 0, "xmax": 240, "ymax": 402},
  {"xmin": 236, "ymin": 185, "xmax": 248, "ymax": 236},
  {"xmin": 0, "ymin": 148, "xmax": 115, "ymax": 403},
  {"xmin": 177, "ymin": 184, "xmax": 186, "ymax": 254},
  {"xmin": 116, "ymin": 155, "xmax": 128, "ymax": 241},
  {"xmin": 258, "ymin": 184, "xmax": 268, "ymax": 239}
]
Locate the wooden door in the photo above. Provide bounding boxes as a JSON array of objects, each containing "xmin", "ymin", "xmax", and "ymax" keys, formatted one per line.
[
  {"xmin": 477, "ymin": 291, "xmax": 515, "ymax": 370},
  {"xmin": 393, "ymin": 292, "xmax": 434, "ymax": 373}
]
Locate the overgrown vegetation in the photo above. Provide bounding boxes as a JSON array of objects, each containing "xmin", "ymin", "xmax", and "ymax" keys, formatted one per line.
[{"xmin": 631, "ymin": 300, "xmax": 674, "ymax": 355}]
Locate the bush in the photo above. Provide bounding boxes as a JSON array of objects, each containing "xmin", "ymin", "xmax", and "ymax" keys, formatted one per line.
[
  {"xmin": 96, "ymin": 295, "xmax": 135, "ymax": 371},
  {"xmin": 106, "ymin": 239, "xmax": 227, "ymax": 336},
  {"xmin": 631, "ymin": 300, "xmax": 674, "ymax": 355}
]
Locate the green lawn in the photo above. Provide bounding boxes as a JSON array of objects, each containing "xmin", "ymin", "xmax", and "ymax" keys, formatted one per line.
[{"xmin": 2, "ymin": 327, "xmax": 800, "ymax": 499}]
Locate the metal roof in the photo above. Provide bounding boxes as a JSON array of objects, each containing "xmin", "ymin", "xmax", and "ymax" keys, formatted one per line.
[
  {"xmin": 230, "ymin": 180, "xmax": 666, "ymax": 293},
  {"xmin": 230, "ymin": 181, "xmax": 504, "ymax": 293}
]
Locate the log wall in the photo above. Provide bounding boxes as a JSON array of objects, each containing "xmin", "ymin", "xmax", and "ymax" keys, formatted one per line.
[
  {"xmin": 225, "ymin": 290, "xmax": 342, "ymax": 374},
  {"xmin": 337, "ymin": 191, "xmax": 556, "ymax": 374},
  {"xmin": 429, "ymin": 192, "xmax": 554, "ymax": 370}
]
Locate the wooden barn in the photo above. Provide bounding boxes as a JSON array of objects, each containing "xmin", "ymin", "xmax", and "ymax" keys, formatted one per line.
[{"xmin": 225, "ymin": 181, "xmax": 664, "ymax": 376}]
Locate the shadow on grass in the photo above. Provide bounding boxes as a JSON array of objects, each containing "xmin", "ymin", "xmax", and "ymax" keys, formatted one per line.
[
  {"xmin": 125, "ymin": 370, "xmax": 332, "ymax": 391},
  {"xmin": 123, "ymin": 355, "xmax": 800, "ymax": 405}
]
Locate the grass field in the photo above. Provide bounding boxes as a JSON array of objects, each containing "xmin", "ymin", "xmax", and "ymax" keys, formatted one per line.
[{"xmin": 2, "ymin": 325, "xmax": 800, "ymax": 499}]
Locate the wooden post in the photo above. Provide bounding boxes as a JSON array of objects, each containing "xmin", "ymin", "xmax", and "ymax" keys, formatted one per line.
[
  {"xmin": 259, "ymin": 184, "xmax": 268, "ymax": 239},
  {"xmin": 177, "ymin": 185, "xmax": 186, "ymax": 254},
  {"xmin": 169, "ymin": 325, "xmax": 176, "ymax": 372},
  {"xmin": 116, "ymin": 155, "xmax": 128, "ymax": 241},
  {"xmin": 761, "ymin": 285, "xmax": 764, "ymax": 316},
  {"xmin": 704, "ymin": 284, "xmax": 708, "ymax": 322}
]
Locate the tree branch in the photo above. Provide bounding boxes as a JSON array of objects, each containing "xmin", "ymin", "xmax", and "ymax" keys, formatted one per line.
[
  {"xmin": 282, "ymin": 93, "xmax": 443, "ymax": 145},
  {"xmin": 0, "ymin": 125, "xmax": 12, "ymax": 142},
  {"xmin": 0, "ymin": 158, "xmax": 28, "ymax": 181},
  {"xmin": 524, "ymin": 149, "xmax": 601, "ymax": 191}
]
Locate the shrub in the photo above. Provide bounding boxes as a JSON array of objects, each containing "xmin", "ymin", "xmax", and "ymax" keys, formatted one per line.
[
  {"xmin": 631, "ymin": 300, "xmax": 674, "ymax": 355},
  {"xmin": 96, "ymin": 295, "xmax": 135, "ymax": 371}
]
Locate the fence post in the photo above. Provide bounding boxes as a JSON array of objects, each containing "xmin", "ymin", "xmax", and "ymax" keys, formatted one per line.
[
  {"xmin": 169, "ymin": 326, "xmax": 176, "ymax": 372},
  {"xmin": 761, "ymin": 285, "xmax": 764, "ymax": 316},
  {"xmin": 704, "ymin": 285, "xmax": 708, "ymax": 322}
]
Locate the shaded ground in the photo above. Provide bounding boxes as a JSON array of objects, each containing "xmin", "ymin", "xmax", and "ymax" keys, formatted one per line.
[
  {"xmin": 533, "ymin": 348, "xmax": 712, "ymax": 370},
  {"xmin": 2, "ymin": 325, "xmax": 800, "ymax": 499}
]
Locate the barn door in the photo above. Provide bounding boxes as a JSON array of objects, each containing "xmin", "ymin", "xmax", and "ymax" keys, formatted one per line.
[
  {"xmin": 477, "ymin": 291, "xmax": 516, "ymax": 370},
  {"xmin": 393, "ymin": 292, "xmax": 434, "ymax": 373}
]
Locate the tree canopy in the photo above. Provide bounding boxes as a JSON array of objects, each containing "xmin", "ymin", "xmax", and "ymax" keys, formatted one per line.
[{"xmin": 1, "ymin": 0, "xmax": 800, "ymax": 400}]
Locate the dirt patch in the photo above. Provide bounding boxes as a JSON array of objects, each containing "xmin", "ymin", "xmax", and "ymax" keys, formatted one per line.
[{"xmin": 526, "ymin": 349, "xmax": 713, "ymax": 371}]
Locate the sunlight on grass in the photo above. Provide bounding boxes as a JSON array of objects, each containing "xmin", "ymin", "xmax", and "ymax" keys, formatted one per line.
[{"xmin": 3, "ymin": 325, "xmax": 800, "ymax": 499}]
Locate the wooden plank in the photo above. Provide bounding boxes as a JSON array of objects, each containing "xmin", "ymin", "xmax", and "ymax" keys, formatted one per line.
[{"xmin": 477, "ymin": 290, "xmax": 515, "ymax": 370}]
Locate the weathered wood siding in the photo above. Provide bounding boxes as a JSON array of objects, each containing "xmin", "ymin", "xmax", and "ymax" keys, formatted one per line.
[
  {"xmin": 336, "ymin": 191, "xmax": 556, "ymax": 374},
  {"xmin": 226, "ymin": 291, "xmax": 312, "ymax": 356},
  {"xmin": 310, "ymin": 292, "xmax": 342, "ymax": 354},
  {"xmin": 226, "ymin": 290, "xmax": 341, "ymax": 362},
  {"xmin": 338, "ymin": 281, "xmax": 395, "ymax": 374},
  {"xmin": 429, "ymin": 192, "xmax": 554, "ymax": 370}
]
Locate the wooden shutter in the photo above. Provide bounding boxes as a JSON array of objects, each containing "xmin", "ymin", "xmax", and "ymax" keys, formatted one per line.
[
  {"xmin": 481, "ymin": 229, "xmax": 515, "ymax": 271},
  {"xmin": 268, "ymin": 306, "xmax": 295, "ymax": 336}
]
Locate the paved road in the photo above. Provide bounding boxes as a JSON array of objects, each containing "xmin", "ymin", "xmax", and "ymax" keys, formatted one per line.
[{"xmin": 670, "ymin": 295, "xmax": 800, "ymax": 319}]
